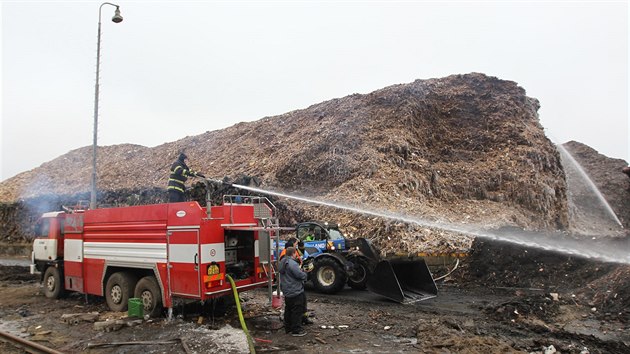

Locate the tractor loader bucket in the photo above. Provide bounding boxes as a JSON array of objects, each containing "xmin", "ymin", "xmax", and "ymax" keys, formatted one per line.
[{"xmin": 366, "ymin": 258, "xmax": 437, "ymax": 304}]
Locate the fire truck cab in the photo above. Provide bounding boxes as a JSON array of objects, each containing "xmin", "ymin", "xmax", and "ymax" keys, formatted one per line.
[{"xmin": 31, "ymin": 195, "xmax": 277, "ymax": 317}]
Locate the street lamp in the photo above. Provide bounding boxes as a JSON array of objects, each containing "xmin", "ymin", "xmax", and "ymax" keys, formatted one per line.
[{"xmin": 91, "ymin": 3, "xmax": 123, "ymax": 209}]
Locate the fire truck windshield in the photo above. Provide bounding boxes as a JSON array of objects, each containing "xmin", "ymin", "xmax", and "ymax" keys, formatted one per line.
[{"xmin": 34, "ymin": 219, "xmax": 50, "ymax": 238}]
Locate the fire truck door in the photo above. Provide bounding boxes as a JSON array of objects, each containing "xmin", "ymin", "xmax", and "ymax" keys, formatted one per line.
[{"xmin": 168, "ymin": 229, "xmax": 201, "ymax": 297}]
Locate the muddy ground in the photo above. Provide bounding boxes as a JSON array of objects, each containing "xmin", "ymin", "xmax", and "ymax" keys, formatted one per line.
[{"xmin": 1, "ymin": 244, "xmax": 629, "ymax": 354}]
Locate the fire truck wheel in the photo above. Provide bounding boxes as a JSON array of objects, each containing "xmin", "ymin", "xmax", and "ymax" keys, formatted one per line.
[
  {"xmin": 43, "ymin": 266, "xmax": 64, "ymax": 299},
  {"xmin": 312, "ymin": 257, "xmax": 347, "ymax": 294},
  {"xmin": 105, "ymin": 272, "xmax": 137, "ymax": 312},
  {"xmin": 134, "ymin": 276, "xmax": 162, "ymax": 317}
]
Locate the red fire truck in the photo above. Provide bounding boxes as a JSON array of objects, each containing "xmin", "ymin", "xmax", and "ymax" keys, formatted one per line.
[{"xmin": 30, "ymin": 192, "xmax": 278, "ymax": 317}]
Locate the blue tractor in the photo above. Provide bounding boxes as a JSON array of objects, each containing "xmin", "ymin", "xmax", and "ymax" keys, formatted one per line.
[{"xmin": 289, "ymin": 221, "xmax": 438, "ymax": 303}]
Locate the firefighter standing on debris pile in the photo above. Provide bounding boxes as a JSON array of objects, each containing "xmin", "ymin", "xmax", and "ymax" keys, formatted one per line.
[{"xmin": 167, "ymin": 152, "xmax": 204, "ymax": 202}]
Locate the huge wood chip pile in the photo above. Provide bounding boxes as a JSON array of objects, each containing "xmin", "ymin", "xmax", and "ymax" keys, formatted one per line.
[{"xmin": 0, "ymin": 73, "xmax": 574, "ymax": 254}]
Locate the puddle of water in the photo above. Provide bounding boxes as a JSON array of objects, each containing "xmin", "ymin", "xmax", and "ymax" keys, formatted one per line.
[{"xmin": 0, "ymin": 319, "xmax": 29, "ymax": 338}]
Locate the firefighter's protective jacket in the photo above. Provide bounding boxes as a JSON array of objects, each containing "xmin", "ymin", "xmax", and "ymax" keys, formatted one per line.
[
  {"xmin": 167, "ymin": 158, "xmax": 195, "ymax": 194},
  {"xmin": 279, "ymin": 256, "xmax": 307, "ymax": 298}
]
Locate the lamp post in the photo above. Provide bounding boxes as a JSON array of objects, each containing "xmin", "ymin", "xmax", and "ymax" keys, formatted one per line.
[{"xmin": 91, "ymin": 3, "xmax": 123, "ymax": 209}]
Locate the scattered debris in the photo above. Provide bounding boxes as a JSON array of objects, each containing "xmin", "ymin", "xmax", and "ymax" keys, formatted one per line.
[
  {"xmin": 93, "ymin": 319, "xmax": 126, "ymax": 332},
  {"xmin": 93, "ymin": 318, "xmax": 141, "ymax": 332},
  {"xmin": 314, "ymin": 337, "xmax": 327, "ymax": 344},
  {"xmin": 86, "ymin": 339, "xmax": 181, "ymax": 349},
  {"xmin": 61, "ymin": 312, "xmax": 99, "ymax": 325}
]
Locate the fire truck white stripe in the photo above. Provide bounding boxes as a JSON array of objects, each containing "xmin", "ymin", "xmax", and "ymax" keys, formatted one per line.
[
  {"xmin": 200, "ymin": 243, "xmax": 225, "ymax": 263},
  {"xmin": 168, "ymin": 244, "xmax": 199, "ymax": 263},
  {"xmin": 84, "ymin": 242, "xmax": 166, "ymax": 263},
  {"xmin": 167, "ymin": 225, "xmax": 200, "ymax": 230},
  {"xmin": 65, "ymin": 239, "xmax": 83, "ymax": 262}
]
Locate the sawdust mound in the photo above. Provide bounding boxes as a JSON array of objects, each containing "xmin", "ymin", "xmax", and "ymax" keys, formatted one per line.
[
  {"xmin": 460, "ymin": 140, "xmax": 630, "ymax": 321},
  {"xmin": 0, "ymin": 73, "xmax": 568, "ymax": 254}
]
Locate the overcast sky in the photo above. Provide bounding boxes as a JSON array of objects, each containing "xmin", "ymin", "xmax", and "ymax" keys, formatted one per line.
[{"xmin": 1, "ymin": 0, "xmax": 628, "ymax": 181}]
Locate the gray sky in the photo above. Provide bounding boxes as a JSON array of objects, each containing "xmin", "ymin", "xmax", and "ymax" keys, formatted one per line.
[{"xmin": 1, "ymin": 0, "xmax": 628, "ymax": 181}]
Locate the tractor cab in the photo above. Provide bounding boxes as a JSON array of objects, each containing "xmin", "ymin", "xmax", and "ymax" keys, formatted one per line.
[{"xmin": 296, "ymin": 221, "xmax": 345, "ymax": 257}]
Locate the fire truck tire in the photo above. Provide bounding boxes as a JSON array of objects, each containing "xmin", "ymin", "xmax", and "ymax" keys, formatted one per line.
[
  {"xmin": 134, "ymin": 276, "xmax": 162, "ymax": 318},
  {"xmin": 312, "ymin": 258, "xmax": 347, "ymax": 294},
  {"xmin": 105, "ymin": 272, "xmax": 137, "ymax": 312},
  {"xmin": 43, "ymin": 266, "xmax": 64, "ymax": 299},
  {"xmin": 347, "ymin": 256, "xmax": 370, "ymax": 290}
]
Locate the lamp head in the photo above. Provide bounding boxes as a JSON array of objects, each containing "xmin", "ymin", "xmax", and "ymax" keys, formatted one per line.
[{"xmin": 112, "ymin": 7, "xmax": 123, "ymax": 23}]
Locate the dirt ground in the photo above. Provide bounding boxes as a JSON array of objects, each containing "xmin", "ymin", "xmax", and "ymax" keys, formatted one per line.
[{"xmin": 1, "ymin": 250, "xmax": 629, "ymax": 354}]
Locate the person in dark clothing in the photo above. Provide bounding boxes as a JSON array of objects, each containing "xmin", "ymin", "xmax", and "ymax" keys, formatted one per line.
[
  {"xmin": 279, "ymin": 247, "xmax": 309, "ymax": 337},
  {"xmin": 279, "ymin": 239, "xmax": 313, "ymax": 326},
  {"xmin": 167, "ymin": 153, "xmax": 203, "ymax": 202}
]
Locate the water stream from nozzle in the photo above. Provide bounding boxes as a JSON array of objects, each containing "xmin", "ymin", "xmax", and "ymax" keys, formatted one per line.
[
  {"xmin": 231, "ymin": 183, "xmax": 630, "ymax": 265},
  {"xmin": 557, "ymin": 144, "xmax": 623, "ymax": 229}
]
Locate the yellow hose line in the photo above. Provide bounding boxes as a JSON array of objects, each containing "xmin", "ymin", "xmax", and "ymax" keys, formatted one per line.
[{"xmin": 226, "ymin": 274, "xmax": 256, "ymax": 354}]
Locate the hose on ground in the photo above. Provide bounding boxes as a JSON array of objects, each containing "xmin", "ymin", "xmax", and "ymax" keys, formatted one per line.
[
  {"xmin": 226, "ymin": 274, "xmax": 256, "ymax": 354},
  {"xmin": 433, "ymin": 258, "xmax": 460, "ymax": 282}
]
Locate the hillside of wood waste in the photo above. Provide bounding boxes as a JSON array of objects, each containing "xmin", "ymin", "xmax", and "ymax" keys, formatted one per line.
[{"xmin": 0, "ymin": 73, "xmax": 575, "ymax": 255}]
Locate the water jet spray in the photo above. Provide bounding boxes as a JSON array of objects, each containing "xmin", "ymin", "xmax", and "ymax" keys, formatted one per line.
[
  {"xmin": 556, "ymin": 144, "xmax": 623, "ymax": 229},
  {"xmin": 209, "ymin": 181, "xmax": 630, "ymax": 265}
]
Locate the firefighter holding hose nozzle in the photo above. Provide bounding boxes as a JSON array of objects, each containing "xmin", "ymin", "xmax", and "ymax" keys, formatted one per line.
[{"xmin": 167, "ymin": 152, "xmax": 205, "ymax": 202}]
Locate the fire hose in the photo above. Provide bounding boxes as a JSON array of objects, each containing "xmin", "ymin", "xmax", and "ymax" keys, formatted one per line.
[
  {"xmin": 432, "ymin": 258, "xmax": 460, "ymax": 282},
  {"xmin": 226, "ymin": 274, "xmax": 256, "ymax": 354}
]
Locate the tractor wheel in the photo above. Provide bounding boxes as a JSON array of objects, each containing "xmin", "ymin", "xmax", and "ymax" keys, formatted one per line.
[
  {"xmin": 134, "ymin": 276, "xmax": 163, "ymax": 318},
  {"xmin": 106, "ymin": 272, "xmax": 137, "ymax": 312},
  {"xmin": 43, "ymin": 266, "xmax": 65, "ymax": 299},
  {"xmin": 347, "ymin": 257, "xmax": 370, "ymax": 290},
  {"xmin": 312, "ymin": 258, "xmax": 347, "ymax": 294}
]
